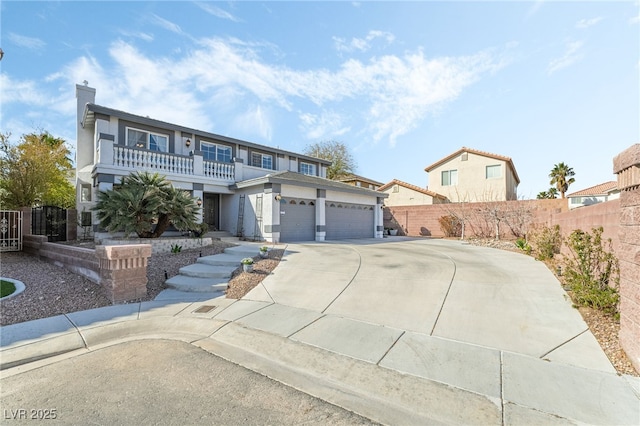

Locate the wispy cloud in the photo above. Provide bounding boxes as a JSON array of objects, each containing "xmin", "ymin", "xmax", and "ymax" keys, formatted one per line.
[
  {"xmin": 195, "ymin": 2, "xmax": 240, "ymax": 22},
  {"xmin": 118, "ymin": 30, "xmax": 154, "ymax": 42},
  {"xmin": 149, "ymin": 14, "xmax": 184, "ymax": 35},
  {"xmin": 576, "ymin": 17, "xmax": 603, "ymax": 29},
  {"xmin": 299, "ymin": 111, "xmax": 350, "ymax": 140},
  {"xmin": 631, "ymin": 13, "xmax": 640, "ymax": 25},
  {"xmin": 8, "ymin": 32, "xmax": 46, "ymax": 50},
  {"xmin": 36, "ymin": 36, "xmax": 507, "ymax": 146},
  {"xmin": 548, "ymin": 41, "xmax": 584, "ymax": 75},
  {"xmin": 525, "ymin": 0, "xmax": 545, "ymax": 20},
  {"xmin": 333, "ymin": 30, "xmax": 395, "ymax": 53}
]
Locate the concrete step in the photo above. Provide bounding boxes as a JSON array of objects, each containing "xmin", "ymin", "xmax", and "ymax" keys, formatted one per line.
[
  {"xmin": 224, "ymin": 244, "xmax": 264, "ymax": 257},
  {"xmin": 178, "ymin": 263, "xmax": 238, "ymax": 279},
  {"xmin": 220, "ymin": 236, "xmax": 241, "ymax": 243},
  {"xmin": 197, "ymin": 253, "xmax": 245, "ymax": 267},
  {"xmin": 154, "ymin": 289, "xmax": 225, "ymax": 301},
  {"xmin": 165, "ymin": 275, "xmax": 229, "ymax": 293}
]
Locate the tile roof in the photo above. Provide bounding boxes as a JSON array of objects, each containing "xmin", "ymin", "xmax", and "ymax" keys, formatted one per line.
[
  {"xmin": 378, "ymin": 179, "xmax": 447, "ymax": 200},
  {"xmin": 566, "ymin": 181, "xmax": 618, "ymax": 197},
  {"xmin": 234, "ymin": 171, "xmax": 387, "ymax": 197},
  {"xmin": 337, "ymin": 174, "xmax": 385, "ymax": 186},
  {"xmin": 424, "ymin": 147, "xmax": 520, "ymax": 184}
]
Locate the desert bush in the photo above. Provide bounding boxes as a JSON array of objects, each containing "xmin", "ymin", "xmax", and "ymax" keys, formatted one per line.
[
  {"xmin": 563, "ymin": 227, "xmax": 619, "ymax": 316},
  {"xmin": 529, "ymin": 224, "xmax": 562, "ymax": 260},
  {"xmin": 439, "ymin": 215, "xmax": 462, "ymax": 237}
]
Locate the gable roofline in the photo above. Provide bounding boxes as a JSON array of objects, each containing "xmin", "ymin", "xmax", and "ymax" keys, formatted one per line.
[
  {"xmin": 233, "ymin": 171, "xmax": 388, "ymax": 198},
  {"xmin": 83, "ymin": 103, "xmax": 332, "ymax": 166},
  {"xmin": 338, "ymin": 174, "xmax": 384, "ymax": 186},
  {"xmin": 378, "ymin": 179, "xmax": 447, "ymax": 200},
  {"xmin": 566, "ymin": 181, "xmax": 618, "ymax": 197},
  {"xmin": 424, "ymin": 146, "xmax": 521, "ymax": 184}
]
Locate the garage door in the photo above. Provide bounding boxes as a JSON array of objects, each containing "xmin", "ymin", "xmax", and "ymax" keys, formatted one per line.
[
  {"xmin": 279, "ymin": 198, "xmax": 316, "ymax": 242},
  {"xmin": 325, "ymin": 202, "xmax": 375, "ymax": 240}
]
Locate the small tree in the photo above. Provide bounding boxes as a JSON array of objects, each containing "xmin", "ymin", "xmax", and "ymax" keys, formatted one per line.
[
  {"xmin": 94, "ymin": 171, "xmax": 200, "ymax": 238},
  {"xmin": 0, "ymin": 131, "xmax": 75, "ymax": 208},
  {"xmin": 304, "ymin": 140, "xmax": 356, "ymax": 180}
]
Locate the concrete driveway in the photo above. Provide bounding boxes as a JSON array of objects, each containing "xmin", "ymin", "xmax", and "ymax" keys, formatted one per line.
[{"xmin": 2, "ymin": 238, "xmax": 639, "ymax": 425}]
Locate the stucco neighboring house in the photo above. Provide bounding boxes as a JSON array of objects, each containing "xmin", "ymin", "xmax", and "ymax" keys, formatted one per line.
[
  {"xmin": 338, "ymin": 174, "xmax": 384, "ymax": 190},
  {"xmin": 75, "ymin": 83, "xmax": 386, "ymax": 243},
  {"xmin": 566, "ymin": 181, "xmax": 619, "ymax": 209},
  {"xmin": 378, "ymin": 179, "xmax": 447, "ymax": 206},
  {"xmin": 424, "ymin": 147, "xmax": 520, "ymax": 202}
]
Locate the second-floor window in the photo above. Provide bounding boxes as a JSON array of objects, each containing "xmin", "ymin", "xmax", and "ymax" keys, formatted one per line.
[
  {"xmin": 486, "ymin": 164, "xmax": 501, "ymax": 179},
  {"xmin": 441, "ymin": 169, "xmax": 458, "ymax": 186},
  {"xmin": 201, "ymin": 141, "xmax": 232, "ymax": 162},
  {"xmin": 300, "ymin": 162, "xmax": 316, "ymax": 176},
  {"xmin": 127, "ymin": 128, "xmax": 168, "ymax": 152},
  {"xmin": 251, "ymin": 152, "xmax": 273, "ymax": 169}
]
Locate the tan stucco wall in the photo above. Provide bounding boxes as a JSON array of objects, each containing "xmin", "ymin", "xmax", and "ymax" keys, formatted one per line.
[
  {"xmin": 381, "ymin": 185, "xmax": 438, "ymax": 206},
  {"xmin": 428, "ymin": 152, "xmax": 517, "ymax": 202}
]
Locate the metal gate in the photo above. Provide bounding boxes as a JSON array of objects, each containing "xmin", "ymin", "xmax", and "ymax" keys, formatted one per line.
[
  {"xmin": 32, "ymin": 206, "xmax": 67, "ymax": 242},
  {"xmin": 0, "ymin": 210, "xmax": 23, "ymax": 251}
]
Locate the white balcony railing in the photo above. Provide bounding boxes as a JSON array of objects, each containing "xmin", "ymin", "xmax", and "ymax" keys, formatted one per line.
[
  {"xmin": 203, "ymin": 160, "xmax": 235, "ymax": 181},
  {"xmin": 113, "ymin": 145, "xmax": 194, "ymax": 175}
]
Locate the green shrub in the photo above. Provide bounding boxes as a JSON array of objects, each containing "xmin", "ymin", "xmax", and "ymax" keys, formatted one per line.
[
  {"xmin": 439, "ymin": 215, "xmax": 461, "ymax": 238},
  {"xmin": 530, "ymin": 225, "xmax": 562, "ymax": 260},
  {"xmin": 170, "ymin": 243, "xmax": 182, "ymax": 254},
  {"xmin": 563, "ymin": 227, "xmax": 619, "ymax": 316},
  {"xmin": 515, "ymin": 237, "xmax": 532, "ymax": 255}
]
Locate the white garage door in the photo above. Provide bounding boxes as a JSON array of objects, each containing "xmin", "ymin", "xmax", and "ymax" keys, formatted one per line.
[
  {"xmin": 279, "ymin": 198, "xmax": 316, "ymax": 242},
  {"xmin": 325, "ymin": 202, "xmax": 375, "ymax": 240}
]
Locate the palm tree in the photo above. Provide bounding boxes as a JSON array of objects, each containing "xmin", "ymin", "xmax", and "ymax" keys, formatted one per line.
[
  {"xmin": 549, "ymin": 163, "xmax": 576, "ymax": 199},
  {"xmin": 94, "ymin": 171, "xmax": 200, "ymax": 238}
]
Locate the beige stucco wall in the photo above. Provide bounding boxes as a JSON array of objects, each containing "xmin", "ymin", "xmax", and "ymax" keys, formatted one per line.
[
  {"xmin": 381, "ymin": 185, "xmax": 438, "ymax": 206},
  {"xmin": 428, "ymin": 152, "xmax": 517, "ymax": 202}
]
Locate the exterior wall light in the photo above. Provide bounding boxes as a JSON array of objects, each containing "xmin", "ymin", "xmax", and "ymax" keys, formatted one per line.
[
  {"xmin": 274, "ymin": 194, "xmax": 282, "ymax": 201},
  {"xmin": 186, "ymin": 139, "xmax": 191, "ymax": 147},
  {"xmin": 197, "ymin": 198, "xmax": 202, "ymax": 206}
]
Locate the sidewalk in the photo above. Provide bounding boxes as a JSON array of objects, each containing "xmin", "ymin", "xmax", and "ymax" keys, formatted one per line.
[{"xmin": 2, "ymin": 238, "xmax": 639, "ymax": 425}]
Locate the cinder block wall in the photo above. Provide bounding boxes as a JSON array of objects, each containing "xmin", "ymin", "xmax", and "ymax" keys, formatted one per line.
[{"xmin": 614, "ymin": 144, "xmax": 640, "ymax": 372}]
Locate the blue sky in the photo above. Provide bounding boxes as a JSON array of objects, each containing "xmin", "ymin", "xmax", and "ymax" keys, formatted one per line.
[{"xmin": 1, "ymin": 1, "xmax": 638, "ymax": 199}]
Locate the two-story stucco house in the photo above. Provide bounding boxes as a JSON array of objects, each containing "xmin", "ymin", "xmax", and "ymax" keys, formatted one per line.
[
  {"xmin": 338, "ymin": 174, "xmax": 384, "ymax": 191},
  {"xmin": 75, "ymin": 83, "xmax": 385, "ymax": 243},
  {"xmin": 424, "ymin": 147, "xmax": 520, "ymax": 202},
  {"xmin": 378, "ymin": 179, "xmax": 447, "ymax": 206}
]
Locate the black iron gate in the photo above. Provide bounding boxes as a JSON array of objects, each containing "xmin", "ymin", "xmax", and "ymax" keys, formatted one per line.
[{"xmin": 32, "ymin": 206, "xmax": 67, "ymax": 242}]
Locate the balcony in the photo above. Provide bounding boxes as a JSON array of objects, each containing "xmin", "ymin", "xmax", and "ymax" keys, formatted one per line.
[{"xmin": 96, "ymin": 138, "xmax": 235, "ymax": 183}]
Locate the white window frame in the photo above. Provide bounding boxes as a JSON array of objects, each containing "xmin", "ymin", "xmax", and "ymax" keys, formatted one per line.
[
  {"xmin": 251, "ymin": 152, "xmax": 273, "ymax": 169},
  {"xmin": 300, "ymin": 162, "xmax": 316, "ymax": 176},
  {"xmin": 201, "ymin": 141, "xmax": 232, "ymax": 163},
  {"xmin": 486, "ymin": 164, "xmax": 501, "ymax": 179},
  {"xmin": 441, "ymin": 169, "xmax": 458, "ymax": 186},
  {"xmin": 126, "ymin": 127, "xmax": 169, "ymax": 152}
]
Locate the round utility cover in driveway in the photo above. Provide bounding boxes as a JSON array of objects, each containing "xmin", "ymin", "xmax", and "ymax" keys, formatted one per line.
[
  {"xmin": 279, "ymin": 198, "xmax": 316, "ymax": 242},
  {"xmin": 325, "ymin": 202, "xmax": 374, "ymax": 240}
]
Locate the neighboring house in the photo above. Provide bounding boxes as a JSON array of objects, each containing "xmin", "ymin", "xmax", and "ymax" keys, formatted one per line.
[
  {"xmin": 566, "ymin": 181, "xmax": 619, "ymax": 209},
  {"xmin": 424, "ymin": 147, "xmax": 520, "ymax": 202},
  {"xmin": 75, "ymin": 83, "xmax": 386, "ymax": 243},
  {"xmin": 378, "ymin": 179, "xmax": 447, "ymax": 206},
  {"xmin": 338, "ymin": 174, "xmax": 384, "ymax": 190}
]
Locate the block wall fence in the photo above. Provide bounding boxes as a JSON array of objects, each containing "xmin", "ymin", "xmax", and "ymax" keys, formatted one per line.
[{"xmin": 385, "ymin": 144, "xmax": 640, "ymax": 372}]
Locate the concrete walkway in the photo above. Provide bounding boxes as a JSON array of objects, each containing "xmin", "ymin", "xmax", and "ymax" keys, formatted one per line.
[{"xmin": 2, "ymin": 238, "xmax": 639, "ymax": 425}]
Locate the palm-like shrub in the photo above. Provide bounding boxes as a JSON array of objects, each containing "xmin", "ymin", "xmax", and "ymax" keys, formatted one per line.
[{"xmin": 94, "ymin": 171, "xmax": 200, "ymax": 238}]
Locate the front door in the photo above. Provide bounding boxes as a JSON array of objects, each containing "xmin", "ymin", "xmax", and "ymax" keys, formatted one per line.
[{"xmin": 203, "ymin": 194, "xmax": 220, "ymax": 231}]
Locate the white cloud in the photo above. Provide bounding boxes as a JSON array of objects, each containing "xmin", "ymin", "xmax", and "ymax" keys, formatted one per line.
[
  {"xmin": 548, "ymin": 41, "xmax": 584, "ymax": 75},
  {"xmin": 631, "ymin": 14, "xmax": 640, "ymax": 25},
  {"xmin": 299, "ymin": 111, "xmax": 350, "ymax": 140},
  {"xmin": 118, "ymin": 30, "xmax": 154, "ymax": 42},
  {"xmin": 22, "ymin": 35, "xmax": 506, "ymax": 148},
  {"xmin": 333, "ymin": 30, "xmax": 395, "ymax": 53},
  {"xmin": 149, "ymin": 14, "xmax": 184, "ymax": 35},
  {"xmin": 195, "ymin": 2, "xmax": 240, "ymax": 22},
  {"xmin": 8, "ymin": 32, "xmax": 46, "ymax": 50},
  {"xmin": 232, "ymin": 105, "xmax": 272, "ymax": 141},
  {"xmin": 576, "ymin": 17, "xmax": 603, "ymax": 29}
]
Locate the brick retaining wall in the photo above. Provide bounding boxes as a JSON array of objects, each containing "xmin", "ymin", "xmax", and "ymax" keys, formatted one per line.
[{"xmin": 614, "ymin": 144, "xmax": 640, "ymax": 372}]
